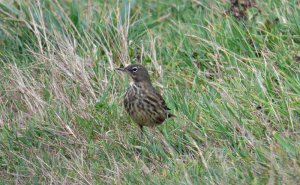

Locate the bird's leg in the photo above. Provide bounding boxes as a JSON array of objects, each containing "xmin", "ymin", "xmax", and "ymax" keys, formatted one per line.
[{"xmin": 139, "ymin": 125, "xmax": 144, "ymax": 137}]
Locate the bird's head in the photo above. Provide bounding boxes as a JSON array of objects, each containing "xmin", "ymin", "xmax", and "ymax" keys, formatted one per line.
[{"xmin": 116, "ymin": 64, "xmax": 151, "ymax": 83}]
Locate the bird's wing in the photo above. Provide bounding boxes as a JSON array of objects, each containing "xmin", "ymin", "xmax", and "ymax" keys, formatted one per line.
[
  {"xmin": 153, "ymin": 90, "xmax": 176, "ymax": 118},
  {"xmin": 141, "ymin": 86, "xmax": 176, "ymax": 123},
  {"xmin": 155, "ymin": 91, "xmax": 170, "ymax": 110},
  {"xmin": 147, "ymin": 87, "xmax": 171, "ymax": 111}
]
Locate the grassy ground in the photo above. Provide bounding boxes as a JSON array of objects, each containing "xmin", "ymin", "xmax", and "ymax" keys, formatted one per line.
[{"xmin": 0, "ymin": 0, "xmax": 299, "ymax": 184}]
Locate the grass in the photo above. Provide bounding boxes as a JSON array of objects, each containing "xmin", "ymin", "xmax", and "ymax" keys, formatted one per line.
[{"xmin": 0, "ymin": 0, "xmax": 299, "ymax": 184}]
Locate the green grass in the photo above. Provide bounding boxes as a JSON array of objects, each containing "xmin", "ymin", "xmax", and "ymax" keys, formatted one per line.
[{"xmin": 0, "ymin": 0, "xmax": 299, "ymax": 184}]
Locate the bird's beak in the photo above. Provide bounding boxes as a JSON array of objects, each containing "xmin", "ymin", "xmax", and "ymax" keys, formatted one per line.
[{"xmin": 116, "ymin": 68, "xmax": 125, "ymax": 72}]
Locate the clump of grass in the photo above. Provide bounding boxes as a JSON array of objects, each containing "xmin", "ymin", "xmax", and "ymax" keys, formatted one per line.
[{"xmin": 0, "ymin": 0, "xmax": 299, "ymax": 184}]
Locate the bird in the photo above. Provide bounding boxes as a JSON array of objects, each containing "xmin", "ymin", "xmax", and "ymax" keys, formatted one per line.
[{"xmin": 116, "ymin": 64, "xmax": 175, "ymax": 132}]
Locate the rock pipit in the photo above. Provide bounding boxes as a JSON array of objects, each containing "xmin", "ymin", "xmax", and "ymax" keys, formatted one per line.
[{"xmin": 116, "ymin": 64, "xmax": 175, "ymax": 132}]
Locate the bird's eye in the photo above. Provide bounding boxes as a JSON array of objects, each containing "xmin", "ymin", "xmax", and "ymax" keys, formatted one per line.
[{"xmin": 132, "ymin": 67, "xmax": 138, "ymax": 72}]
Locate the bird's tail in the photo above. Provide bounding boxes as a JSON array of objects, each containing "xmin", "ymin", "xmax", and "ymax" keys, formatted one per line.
[{"xmin": 168, "ymin": 112, "xmax": 176, "ymax": 118}]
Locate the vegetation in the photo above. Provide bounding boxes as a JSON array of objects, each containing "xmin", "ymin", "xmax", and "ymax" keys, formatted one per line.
[{"xmin": 0, "ymin": 0, "xmax": 299, "ymax": 184}]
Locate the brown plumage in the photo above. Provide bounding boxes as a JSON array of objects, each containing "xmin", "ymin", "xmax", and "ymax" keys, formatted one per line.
[{"xmin": 116, "ymin": 64, "xmax": 175, "ymax": 131}]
